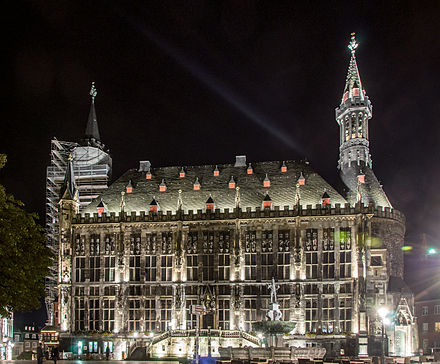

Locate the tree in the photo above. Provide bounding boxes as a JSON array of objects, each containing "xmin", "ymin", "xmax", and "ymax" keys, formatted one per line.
[{"xmin": 0, "ymin": 154, "xmax": 52, "ymax": 317}]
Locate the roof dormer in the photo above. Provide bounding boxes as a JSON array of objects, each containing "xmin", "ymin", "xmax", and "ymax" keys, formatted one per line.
[
  {"xmin": 97, "ymin": 198, "xmax": 106, "ymax": 215},
  {"xmin": 229, "ymin": 176, "xmax": 236, "ymax": 189},
  {"xmin": 263, "ymin": 193, "xmax": 272, "ymax": 208},
  {"xmin": 206, "ymin": 195, "xmax": 214, "ymax": 211},
  {"xmin": 263, "ymin": 174, "xmax": 270, "ymax": 188},
  {"xmin": 213, "ymin": 165, "xmax": 220, "ymax": 177},
  {"xmin": 321, "ymin": 191, "xmax": 330, "ymax": 207},
  {"xmin": 298, "ymin": 172, "xmax": 305, "ymax": 186},
  {"xmin": 159, "ymin": 179, "xmax": 166, "ymax": 192},
  {"xmin": 281, "ymin": 161, "xmax": 287, "ymax": 173},
  {"xmin": 150, "ymin": 197, "xmax": 158, "ymax": 213},
  {"xmin": 247, "ymin": 163, "xmax": 253, "ymax": 175},
  {"xmin": 146, "ymin": 168, "xmax": 152, "ymax": 180},
  {"xmin": 126, "ymin": 180, "xmax": 133, "ymax": 194},
  {"xmin": 179, "ymin": 167, "xmax": 185, "ymax": 178},
  {"xmin": 194, "ymin": 177, "xmax": 201, "ymax": 191}
]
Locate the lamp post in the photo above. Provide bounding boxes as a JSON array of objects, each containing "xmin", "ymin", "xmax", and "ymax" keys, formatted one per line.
[{"xmin": 377, "ymin": 307, "xmax": 389, "ymax": 364}]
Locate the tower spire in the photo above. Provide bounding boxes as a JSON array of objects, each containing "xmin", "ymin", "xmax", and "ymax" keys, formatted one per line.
[
  {"xmin": 342, "ymin": 33, "xmax": 365, "ymax": 103},
  {"xmin": 84, "ymin": 82, "xmax": 102, "ymax": 147},
  {"xmin": 335, "ymin": 34, "xmax": 392, "ymax": 208},
  {"xmin": 336, "ymin": 33, "xmax": 372, "ymax": 171}
]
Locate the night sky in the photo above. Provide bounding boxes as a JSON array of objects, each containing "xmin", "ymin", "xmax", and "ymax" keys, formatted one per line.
[{"xmin": 2, "ymin": 1, "xmax": 440, "ymax": 326}]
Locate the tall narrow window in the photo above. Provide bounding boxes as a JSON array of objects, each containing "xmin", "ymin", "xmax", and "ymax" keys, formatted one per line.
[
  {"xmin": 218, "ymin": 231, "xmax": 230, "ymax": 281},
  {"xmin": 104, "ymin": 257, "xmax": 115, "ymax": 282},
  {"xmin": 202, "ymin": 254, "xmax": 214, "ymax": 281},
  {"xmin": 102, "ymin": 299, "xmax": 115, "ymax": 332},
  {"xmin": 277, "ymin": 252, "xmax": 290, "ymax": 280},
  {"xmin": 89, "ymin": 296, "xmax": 100, "ymax": 331},
  {"xmin": 75, "ymin": 257, "xmax": 86, "ymax": 282},
  {"xmin": 129, "ymin": 234, "xmax": 141, "ymax": 282},
  {"xmin": 322, "ymin": 298, "xmax": 335, "ymax": 333},
  {"xmin": 279, "ymin": 297, "xmax": 290, "ymax": 320},
  {"xmin": 218, "ymin": 299, "xmax": 230, "ymax": 329},
  {"xmin": 351, "ymin": 113, "xmax": 357, "ymax": 139},
  {"xmin": 186, "ymin": 255, "xmax": 198, "ymax": 281},
  {"xmin": 160, "ymin": 299, "xmax": 172, "ymax": 331},
  {"xmin": 145, "ymin": 256, "xmax": 157, "ymax": 282},
  {"xmin": 161, "ymin": 255, "xmax": 173, "ymax": 281},
  {"xmin": 305, "ymin": 298, "xmax": 318, "ymax": 333},
  {"xmin": 340, "ymin": 227, "xmax": 352, "ymax": 278},
  {"xmin": 74, "ymin": 298, "xmax": 85, "ymax": 331},
  {"xmin": 186, "ymin": 298, "xmax": 198, "ymax": 329},
  {"xmin": 145, "ymin": 299, "xmax": 156, "ymax": 332},
  {"xmin": 305, "ymin": 229, "xmax": 318, "ymax": 279},
  {"xmin": 244, "ymin": 231, "xmax": 257, "ymax": 280},
  {"xmin": 244, "ymin": 299, "xmax": 257, "ymax": 331},
  {"xmin": 358, "ymin": 112, "xmax": 363, "ymax": 138},
  {"xmin": 202, "ymin": 232, "xmax": 214, "ymax": 281},
  {"xmin": 128, "ymin": 299, "xmax": 141, "ymax": 331},
  {"xmin": 339, "ymin": 297, "xmax": 352, "ymax": 332},
  {"xmin": 322, "ymin": 228, "xmax": 335, "ymax": 279},
  {"xmin": 89, "ymin": 234, "xmax": 101, "ymax": 282},
  {"xmin": 218, "ymin": 254, "xmax": 230, "ymax": 281},
  {"xmin": 261, "ymin": 253, "xmax": 273, "ymax": 281},
  {"xmin": 245, "ymin": 253, "xmax": 257, "ymax": 280}
]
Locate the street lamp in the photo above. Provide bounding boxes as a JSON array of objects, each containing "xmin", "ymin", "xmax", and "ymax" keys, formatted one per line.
[{"xmin": 378, "ymin": 307, "xmax": 389, "ymax": 364}]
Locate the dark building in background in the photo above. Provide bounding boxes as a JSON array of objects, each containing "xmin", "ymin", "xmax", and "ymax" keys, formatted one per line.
[
  {"xmin": 55, "ymin": 35, "xmax": 417, "ymax": 359},
  {"xmin": 415, "ymin": 298, "xmax": 440, "ymax": 354},
  {"xmin": 12, "ymin": 326, "xmax": 39, "ymax": 360}
]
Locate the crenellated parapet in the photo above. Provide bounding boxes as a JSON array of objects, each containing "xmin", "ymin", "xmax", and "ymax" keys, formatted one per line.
[{"xmin": 72, "ymin": 203, "xmax": 404, "ymax": 225}]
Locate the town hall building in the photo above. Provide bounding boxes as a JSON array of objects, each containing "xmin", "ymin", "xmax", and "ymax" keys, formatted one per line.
[{"xmin": 53, "ymin": 35, "xmax": 417, "ymax": 359}]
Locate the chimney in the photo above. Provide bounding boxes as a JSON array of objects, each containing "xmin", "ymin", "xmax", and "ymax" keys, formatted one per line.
[
  {"xmin": 139, "ymin": 161, "xmax": 151, "ymax": 172},
  {"xmin": 234, "ymin": 155, "xmax": 246, "ymax": 167}
]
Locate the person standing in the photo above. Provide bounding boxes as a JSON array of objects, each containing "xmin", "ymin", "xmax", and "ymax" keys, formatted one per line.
[
  {"xmin": 51, "ymin": 346, "xmax": 59, "ymax": 364},
  {"xmin": 105, "ymin": 345, "xmax": 110, "ymax": 361},
  {"xmin": 36, "ymin": 344, "xmax": 43, "ymax": 364}
]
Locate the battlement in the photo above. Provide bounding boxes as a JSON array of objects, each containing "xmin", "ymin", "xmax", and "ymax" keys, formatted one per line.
[{"xmin": 72, "ymin": 203, "xmax": 405, "ymax": 225}]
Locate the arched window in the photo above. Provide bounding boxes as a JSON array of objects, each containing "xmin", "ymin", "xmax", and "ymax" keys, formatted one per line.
[
  {"xmin": 358, "ymin": 113, "xmax": 363, "ymax": 138},
  {"xmin": 345, "ymin": 117, "xmax": 350, "ymax": 141},
  {"xmin": 351, "ymin": 113, "xmax": 357, "ymax": 139}
]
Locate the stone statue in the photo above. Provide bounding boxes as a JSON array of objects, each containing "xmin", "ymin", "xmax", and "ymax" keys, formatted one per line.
[
  {"xmin": 268, "ymin": 277, "xmax": 280, "ymax": 304},
  {"xmin": 266, "ymin": 278, "xmax": 282, "ymax": 321}
]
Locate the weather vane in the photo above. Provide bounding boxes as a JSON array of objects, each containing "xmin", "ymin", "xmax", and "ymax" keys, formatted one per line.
[
  {"xmin": 348, "ymin": 32, "xmax": 358, "ymax": 54},
  {"xmin": 90, "ymin": 82, "xmax": 97, "ymax": 101}
]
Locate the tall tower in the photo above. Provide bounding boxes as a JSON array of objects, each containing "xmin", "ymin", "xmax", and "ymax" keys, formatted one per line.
[
  {"xmin": 336, "ymin": 34, "xmax": 391, "ymax": 208},
  {"xmin": 58, "ymin": 155, "xmax": 79, "ymax": 333},
  {"xmin": 45, "ymin": 83, "xmax": 112, "ymax": 325}
]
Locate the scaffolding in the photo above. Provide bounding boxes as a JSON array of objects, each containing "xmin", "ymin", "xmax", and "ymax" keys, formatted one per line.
[{"xmin": 45, "ymin": 138, "xmax": 112, "ymax": 324}]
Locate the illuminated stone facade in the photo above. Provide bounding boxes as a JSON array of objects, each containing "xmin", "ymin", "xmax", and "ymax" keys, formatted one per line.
[{"xmin": 56, "ymin": 35, "xmax": 417, "ymax": 359}]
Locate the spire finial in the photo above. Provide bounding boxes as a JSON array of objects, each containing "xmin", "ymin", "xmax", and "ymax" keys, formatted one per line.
[
  {"xmin": 90, "ymin": 82, "xmax": 97, "ymax": 101},
  {"xmin": 348, "ymin": 33, "xmax": 358, "ymax": 54}
]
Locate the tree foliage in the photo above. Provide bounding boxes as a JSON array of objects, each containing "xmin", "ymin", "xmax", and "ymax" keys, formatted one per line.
[{"xmin": 0, "ymin": 154, "xmax": 52, "ymax": 317}]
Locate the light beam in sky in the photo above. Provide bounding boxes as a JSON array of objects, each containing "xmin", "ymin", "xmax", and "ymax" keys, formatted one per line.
[{"xmin": 130, "ymin": 19, "xmax": 300, "ymax": 152}]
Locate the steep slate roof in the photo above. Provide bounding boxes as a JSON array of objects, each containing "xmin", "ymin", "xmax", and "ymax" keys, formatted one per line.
[
  {"xmin": 83, "ymin": 160, "xmax": 348, "ymax": 215},
  {"xmin": 340, "ymin": 164, "xmax": 392, "ymax": 208}
]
